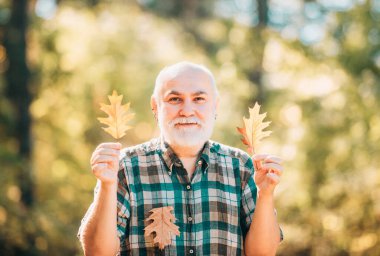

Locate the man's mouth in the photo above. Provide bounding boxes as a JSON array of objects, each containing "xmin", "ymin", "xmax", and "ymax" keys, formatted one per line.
[
  {"xmin": 175, "ymin": 123, "xmax": 199, "ymax": 127},
  {"xmin": 169, "ymin": 118, "xmax": 202, "ymax": 128}
]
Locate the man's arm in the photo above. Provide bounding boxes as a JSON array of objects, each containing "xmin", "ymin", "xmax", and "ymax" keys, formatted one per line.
[
  {"xmin": 79, "ymin": 143, "xmax": 122, "ymax": 256},
  {"xmin": 244, "ymin": 193, "xmax": 280, "ymax": 255},
  {"xmin": 244, "ymin": 154, "xmax": 283, "ymax": 256}
]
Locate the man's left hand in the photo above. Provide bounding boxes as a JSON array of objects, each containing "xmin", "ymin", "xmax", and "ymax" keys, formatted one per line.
[{"xmin": 252, "ymin": 154, "xmax": 283, "ymax": 196}]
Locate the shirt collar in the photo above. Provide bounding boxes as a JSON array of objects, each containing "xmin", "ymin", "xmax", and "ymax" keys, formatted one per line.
[{"xmin": 158, "ymin": 137, "xmax": 210, "ymax": 173}]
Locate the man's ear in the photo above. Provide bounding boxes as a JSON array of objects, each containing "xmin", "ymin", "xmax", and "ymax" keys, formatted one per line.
[
  {"xmin": 150, "ymin": 96, "xmax": 158, "ymax": 119},
  {"xmin": 215, "ymin": 96, "xmax": 220, "ymax": 117},
  {"xmin": 215, "ymin": 96, "xmax": 220, "ymax": 110}
]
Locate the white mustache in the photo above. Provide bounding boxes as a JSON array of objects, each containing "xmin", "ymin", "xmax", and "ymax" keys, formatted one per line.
[{"xmin": 169, "ymin": 117, "xmax": 201, "ymax": 127}]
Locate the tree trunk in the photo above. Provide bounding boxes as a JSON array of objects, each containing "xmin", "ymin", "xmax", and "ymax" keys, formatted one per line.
[
  {"xmin": 245, "ymin": 0, "xmax": 268, "ymax": 104},
  {"xmin": 257, "ymin": 0, "xmax": 268, "ymax": 27},
  {"xmin": 5, "ymin": 0, "xmax": 34, "ymax": 207}
]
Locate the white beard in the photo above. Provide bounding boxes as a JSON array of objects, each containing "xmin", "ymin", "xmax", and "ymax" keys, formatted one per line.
[{"xmin": 159, "ymin": 116, "xmax": 215, "ymax": 147}]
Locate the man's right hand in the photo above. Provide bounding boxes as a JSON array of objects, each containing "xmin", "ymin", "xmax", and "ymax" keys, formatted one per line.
[
  {"xmin": 90, "ymin": 142, "xmax": 121, "ymax": 185},
  {"xmin": 82, "ymin": 142, "xmax": 121, "ymax": 255}
]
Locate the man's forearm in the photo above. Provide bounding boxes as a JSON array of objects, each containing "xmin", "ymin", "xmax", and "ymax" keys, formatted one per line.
[
  {"xmin": 80, "ymin": 183, "xmax": 120, "ymax": 256},
  {"xmin": 244, "ymin": 193, "xmax": 281, "ymax": 256}
]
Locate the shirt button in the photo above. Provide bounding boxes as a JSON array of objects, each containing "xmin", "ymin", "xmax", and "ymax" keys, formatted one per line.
[
  {"xmin": 189, "ymin": 249, "xmax": 194, "ymax": 254},
  {"xmin": 188, "ymin": 216, "xmax": 193, "ymax": 222},
  {"xmin": 186, "ymin": 184, "xmax": 191, "ymax": 190},
  {"xmin": 197, "ymin": 160, "xmax": 202, "ymax": 165}
]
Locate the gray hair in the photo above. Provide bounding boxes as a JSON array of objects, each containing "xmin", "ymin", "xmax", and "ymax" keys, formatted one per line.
[{"xmin": 152, "ymin": 61, "xmax": 219, "ymax": 100}]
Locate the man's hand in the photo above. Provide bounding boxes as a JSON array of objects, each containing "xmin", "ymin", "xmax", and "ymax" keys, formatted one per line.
[
  {"xmin": 245, "ymin": 154, "xmax": 283, "ymax": 255},
  {"xmin": 82, "ymin": 142, "xmax": 121, "ymax": 255},
  {"xmin": 252, "ymin": 154, "xmax": 283, "ymax": 196},
  {"xmin": 90, "ymin": 142, "xmax": 121, "ymax": 185}
]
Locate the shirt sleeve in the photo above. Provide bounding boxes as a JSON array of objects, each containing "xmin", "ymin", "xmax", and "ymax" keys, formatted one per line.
[
  {"xmin": 117, "ymin": 159, "xmax": 131, "ymax": 251},
  {"xmin": 240, "ymin": 158, "xmax": 257, "ymax": 239}
]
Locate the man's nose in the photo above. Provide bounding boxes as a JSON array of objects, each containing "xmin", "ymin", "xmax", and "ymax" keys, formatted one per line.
[{"xmin": 179, "ymin": 100, "xmax": 194, "ymax": 116}]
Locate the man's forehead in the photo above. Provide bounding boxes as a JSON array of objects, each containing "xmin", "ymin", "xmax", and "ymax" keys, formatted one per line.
[
  {"xmin": 158, "ymin": 71, "xmax": 214, "ymax": 94},
  {"xmin": 166, "ymin": 68, "xmax": 211, "ymax": 82},
  {"xmin": 161, "ymin": 63, "xmax": 210, "ymax": 79},
  {"xmin": 159, "ymin": 81, "xmax": 213, "ymax": 96},
  {"xmin": 153, "ymin": 62, "xmax": 219, "ymax": 102},
  {"xmin": 164, "ymin": 90, "xmax": 208, "ymax": 96}
]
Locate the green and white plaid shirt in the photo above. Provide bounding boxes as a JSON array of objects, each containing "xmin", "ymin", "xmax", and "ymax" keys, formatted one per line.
[{"xmin": 81, "ymin": 138, "xmax": 262, "ymax": 255}]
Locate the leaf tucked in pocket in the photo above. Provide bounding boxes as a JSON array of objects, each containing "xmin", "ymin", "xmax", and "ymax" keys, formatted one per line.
[
  {"xmin": 144, "ymin": 206, "xmax": 180, "ymax": 250},
  {"xmin": 97, "ymin": 90, "xmax": 134, "ymax": 139},
  {"xmin": 237, "ymin": 102, "xmax": 272, "ymax": 154}
]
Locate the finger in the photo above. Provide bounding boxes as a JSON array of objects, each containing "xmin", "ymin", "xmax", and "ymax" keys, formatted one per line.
[
  {"xmin": 92, "ymin": 163, "xmax": 108, "ymax": 175},
  {"xmin": 252, "ymin": 154, "xmax": 271, "ymax": 161},
  {"xmin": 266, "ymin": 168, "xmax": 282, "ymax": 177},
  {"xmin": 261, "ymin": 163, "xmax": 283, "ymax": 176},
  {"xmin": 96, "ymin": 148, "xmax": 120, "ymax": 157},
  {"xmin": 263, "ymin": 156, "xmax": 283, "ymax": 164},
  {"xmin": 255, "ymin": 167, "xmax": 281, "ymax": 179},
  {"xmin": 91, "ymin": 149, "xmax": 120, "ymax": 164},
  {"xmin": 252, "ymin": 154, "xmax": 283, "ymax": 163},
  {"xmin": 266, "ymin": 172, "xmax": 280, "ymax": 185},
  {"xmin": 96, "ymin": 142, "xmax": 122, "ymax": 150},
  {"xmin": 254, "ymin": 159, "xmax": 263, "ymax": 171},
  {"xmin": 92, "ymin": 155, "xmax": 119, "ymax": 165}
]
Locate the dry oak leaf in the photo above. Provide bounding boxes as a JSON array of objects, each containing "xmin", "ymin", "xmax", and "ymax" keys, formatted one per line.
[
  {"xmin": 237, "ymin": 102, "xmax": 272, "ymax": 154},
  {"xmin": 144, "ymin": 206, "xmax": 180, "ymax": 250},
  {"xmin": 97, "ymin": 90, "xmax": 135, "ymax": 139}
]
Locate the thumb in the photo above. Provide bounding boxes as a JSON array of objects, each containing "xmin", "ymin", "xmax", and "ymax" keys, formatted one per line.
[{"xmin": 253, "ymin": 158, "xmax": 262, "ymax": 172}]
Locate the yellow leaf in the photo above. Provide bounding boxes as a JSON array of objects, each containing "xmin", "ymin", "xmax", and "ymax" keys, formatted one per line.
[
  {"xmin": 237, "ymin": 102, "xmax": 272, "ymax": 154},
  {"xmin": 97, "ymin": 90, "xmax": 134, "ymax": 139},
  {"xmin": 144, "ymin": 206, "xmax": 180, "ymax": 250}
]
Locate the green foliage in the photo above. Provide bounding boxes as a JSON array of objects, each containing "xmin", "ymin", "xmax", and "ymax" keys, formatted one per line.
[{"xmin": 0, "ymin": 0, "xmax": 379, "ymax": 255}]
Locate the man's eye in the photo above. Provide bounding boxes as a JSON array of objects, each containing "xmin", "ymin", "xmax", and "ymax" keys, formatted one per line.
[
  {"xmin": 194, "ymin": 97, "xmax": 206, "ymax": 102},
  {"xmin": 168, "ymin": 97, "xmax": 182, "ymax": 103}
]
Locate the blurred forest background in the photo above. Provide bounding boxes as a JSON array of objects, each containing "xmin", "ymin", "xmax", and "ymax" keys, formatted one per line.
[{"xmin": 0, "ymin": 0, "xmax": 379, "ymax": 255}]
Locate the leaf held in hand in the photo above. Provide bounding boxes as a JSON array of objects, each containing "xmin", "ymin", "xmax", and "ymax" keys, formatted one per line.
[
  {"xmin": 97, "ymin": 90, "xmax": 135, "ymax": 139},
  {"xmin": 237, "ymin": 102, "xmax": 272, "ymax": 154},
  {"xmin": 144, "ymin": 206, "xmax": 180, "ymax": 250}
]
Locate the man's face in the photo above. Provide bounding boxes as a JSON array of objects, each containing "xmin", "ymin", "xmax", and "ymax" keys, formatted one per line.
[{"xmin": 153, "ymin": 69, "xmax": 217, "ymax": 148}]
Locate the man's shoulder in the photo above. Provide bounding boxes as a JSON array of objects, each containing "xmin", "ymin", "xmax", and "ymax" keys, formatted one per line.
[
  {"xmin": 120, "ymin": 138, "xmax": 160, "ymax": 159},
  {"xmin": 208, "ymin": 140, "xmax": 251, "ymax": 163}
]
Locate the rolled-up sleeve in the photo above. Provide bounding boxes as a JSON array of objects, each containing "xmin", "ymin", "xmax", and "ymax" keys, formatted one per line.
[
  {"xmin": 240, "ymin": 164, "xmax": 257, "ymax": 239},
  {"xmin": 117, "ymin": 158, "xmax": 131, "ymax": 251}
]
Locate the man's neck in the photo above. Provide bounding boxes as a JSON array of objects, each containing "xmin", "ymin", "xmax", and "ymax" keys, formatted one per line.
[
  {"xmin": 170, "ymin": 144, "xmax": 203, "ymax": 158},
  {"xmin": 168, "ymin": 142, "xmax": 205, "ymax": 179}
]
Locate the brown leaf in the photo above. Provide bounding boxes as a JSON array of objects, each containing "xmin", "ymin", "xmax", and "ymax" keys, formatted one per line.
[
  {"xmin": 144, "ymin": 206, "xmax": 180, "ymax": 250},
  {"xmin": 237, "ymin": 102, "xmax": 272, "ymax": 154},
  {"xmin": 97, "ymin": 90, "xmax": 135, "ymax": 139}
]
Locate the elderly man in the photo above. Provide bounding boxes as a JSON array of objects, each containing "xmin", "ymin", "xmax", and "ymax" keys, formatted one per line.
[{"xmin": 78, "ymin": 62, "xmax": 283, "ymax": 255}]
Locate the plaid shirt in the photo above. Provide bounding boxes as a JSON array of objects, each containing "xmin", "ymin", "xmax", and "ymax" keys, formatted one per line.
[{"xmin": 81, "ymin": 138, "xmax": 260, "ymax": 255}]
